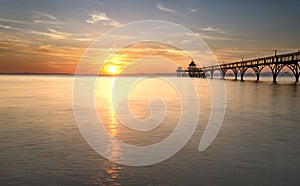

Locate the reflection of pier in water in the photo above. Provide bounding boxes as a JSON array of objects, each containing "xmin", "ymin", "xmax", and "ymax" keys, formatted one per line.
[{"xmin": 177, "ymin": 51, "xmax": 300, "ymax": 83}]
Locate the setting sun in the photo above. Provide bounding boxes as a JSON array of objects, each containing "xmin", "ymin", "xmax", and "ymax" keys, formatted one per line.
[{"xmin": 108, "ymin": 66, "xmax": 119, "ymax": 74}]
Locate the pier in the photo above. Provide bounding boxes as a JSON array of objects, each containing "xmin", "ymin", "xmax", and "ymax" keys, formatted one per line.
[{"xmin": 177, "ymin": 51, "xmax": 300, "ymax": 83}]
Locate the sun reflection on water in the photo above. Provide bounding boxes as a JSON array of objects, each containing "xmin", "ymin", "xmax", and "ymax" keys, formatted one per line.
[{"xmin": 94, "ymin": 77, "xmax": 123, "ymax": 185}]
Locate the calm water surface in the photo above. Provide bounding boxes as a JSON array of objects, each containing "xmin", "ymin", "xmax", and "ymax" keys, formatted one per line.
[{"xmin": 0, "ymin": 75, "xmax": 299, "ymax": 185}]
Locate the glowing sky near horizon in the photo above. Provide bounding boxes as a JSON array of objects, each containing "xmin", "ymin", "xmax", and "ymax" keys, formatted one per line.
[{"xmin": 0, "ymin": 0, "xmax": 299, "ymax": 74}]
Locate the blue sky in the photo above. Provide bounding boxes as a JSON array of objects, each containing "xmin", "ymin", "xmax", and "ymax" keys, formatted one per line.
[{"xmin": 0, "ymin": 0, "xmax": 299, "ymax": 73}]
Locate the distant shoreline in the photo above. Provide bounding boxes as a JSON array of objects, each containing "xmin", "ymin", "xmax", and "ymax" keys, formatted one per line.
[
  {"xmin": 0, "ymin": 72, "xmax": 294, "ymax": 77},
  {"xmin": 0, "ymin": 72, "xmax": 177, "ymax": 77},
  {"xmin": 0, "ymin": 72, "xmax": 74, "ymax": 76}
]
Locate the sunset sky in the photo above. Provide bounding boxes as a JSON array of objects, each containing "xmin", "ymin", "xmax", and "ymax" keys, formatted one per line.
[{"xmin": 0, "ymin": 0, "xmax": 299, "ymax": 74}]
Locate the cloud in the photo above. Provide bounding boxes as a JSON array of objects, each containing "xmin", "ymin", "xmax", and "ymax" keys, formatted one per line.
[
  {"xmin": 211, "ymin": 48, "xmax": 278, "ymax": 63},
  {"xmin": 156, "ymin": 2, "xmax": 178, "ymax": 14},
  {"xmin": 48, "ymin": 28, "xmax": 68, "ymax": 36},
  {"xmin": 0, "ymin": 32, "xmax": 32, "ymax": 49},
  {"xmin": 33, "ymin": 19, "xmax": 61, "ymax": 25},
  {"xmin": 184, "ymin": 8, "xmax": 199, "ymax": 16},
  {"xmin": 86, "ymin": 11, "xmax": 121, "ymax": 27},
  {"xmin": 0, "ymin": 30, "xmax": 85, "ymax": 60},
  {"xmin": 86, "ymin": 11, "xmax": 110, "ymax": 24},
  {"xmin": 103, "ymin": 21, "xmax": 121, "ymax": 27},
  {"xmin": 27, "ymin": 28, "xmax": 72, "ymax": 40},
  {"xmin": 73, "ymin": 38, "xmax": 94, "ymax": 42},
  {"xmin": 0, "ymin": 14, "xmax": 67, "ymax": 34},
  {"xmin": 37, "ymin": 44, "xmax": 52, "ymax": 52},
  {"xmin": 0, "ymin": 24, "xmax": 26, "ymax": 32},
  {"xmin": 200, "ymin": 26, "xmax": 226, "ymax": 34},
  {"xmin": 0, "ymin": 18, "xmax": 32, "ymax": 25},
  {"xmin": 0, "ymin": 24, "xmax": 12, "ymax": 29},
  {"xmin": 156, "ymin": 3, "xmax": 198, "ymax": 17},
  {"xmin": 199, "ymin": 33, "xmax": 233, "ymax": 41},
  {"xmin": 28, "ymin": 30, "xmax": 64, "ymax": 39},
  {"xmin": 31, "ymin": 11, "xmax": 68, "ymax": 25},
  {"xmin": 33, "ymin": 11, "xmax": 57, "ymax": 20}
]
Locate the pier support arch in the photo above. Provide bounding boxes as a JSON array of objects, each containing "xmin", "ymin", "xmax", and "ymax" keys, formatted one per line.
[
  {"xmin": 286, "ymin": 63, "xmax": 300, "ymax": 83},
  {"xmin": 211, "ymin": 69, "xmax": 222, "ymax": 79},
  {"xmin": 268, "ymin": 64, "xmax": 285, "ymax": 84},
  {"xmin": 251, "ymin": 66, "xmax": 266, "ymax": 81},
  {"xmin": 238, "ymin": 67, "xmax": 248, "ymax": 81},
  {"xmin": 220, "ymin": 68, "xmax": 228, "ymax": 79},
  {"xmin": 231, "ymin": 68, "xmax": 238, "ymax": 80}
]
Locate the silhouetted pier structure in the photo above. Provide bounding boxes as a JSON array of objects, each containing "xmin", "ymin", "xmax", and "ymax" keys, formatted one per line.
[
  {"xmin": 178, "ymin": 51, "xmax": 300, "ymax": 83},
  {"xmin": 176, "ymin": 61, "xmax": 206, "ymax": 78}
]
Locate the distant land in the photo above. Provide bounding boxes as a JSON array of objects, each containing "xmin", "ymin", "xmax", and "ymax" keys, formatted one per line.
[
  {"xmin": 0, "ymin": 72, "xmax": 74, "ymax": 76},
  {"xmin": 0, "ymin": 72, "xmax": 295, "ymax": 77},
  {"xmin": 0, "ymin": 72, "xmax": 176, "ymax": 76}
]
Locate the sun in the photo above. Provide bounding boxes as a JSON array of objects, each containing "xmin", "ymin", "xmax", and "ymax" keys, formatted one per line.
[{"xmin": 108, "ymin": 66, "xmax": 119, "ymax": 74}]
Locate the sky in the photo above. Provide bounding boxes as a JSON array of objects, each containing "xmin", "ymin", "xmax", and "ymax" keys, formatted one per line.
[{"xmin": 0, "ymin": 0, "xmax": 299, "ymax": 74}]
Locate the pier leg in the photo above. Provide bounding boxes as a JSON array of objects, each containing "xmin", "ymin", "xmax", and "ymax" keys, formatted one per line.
[
  {"xmin": 272, "ymin": 74, "xmax": 277, "ymax": 84},
  {"xmin": 241, "ymin": 72, "xmax": 244, "ymax": 81},
  {"xmin": 295, "ymin": 66, "xmax": 299, "ymax": 83},
  {"xmin": 232, "ymin": 68, "xmax": 238, "ymax": 80},
  {"xmin": 269, "ymin": 64, "xmax": 284, "ymax": 84},
  {"xmin": 253, "ymin": 66, "xmax": 263, "ymax": 82},
  {"xmin": 256, "ymin": 74, "xmax": 260, "ymax": 81},
  {"xmin": 221, "ymin": 69, "xmax": 226, "ymax": 80}
]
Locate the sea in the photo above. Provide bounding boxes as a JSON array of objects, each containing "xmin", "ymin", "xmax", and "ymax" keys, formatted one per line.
[{"xmin": 0, "ymin": 75, "xmax": 299, "ymax": 185}]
